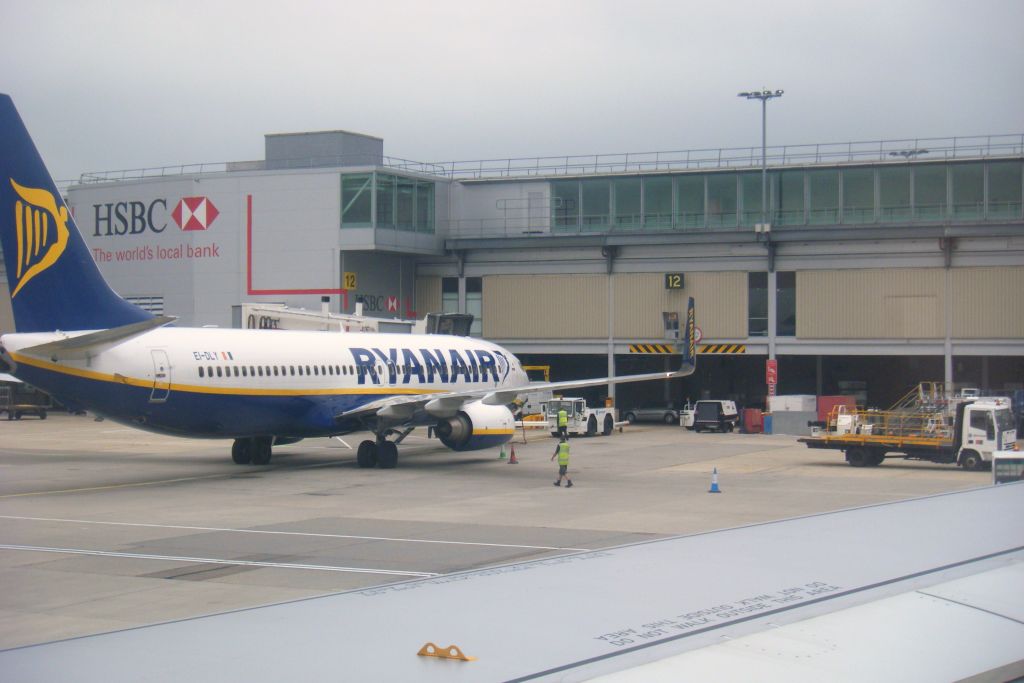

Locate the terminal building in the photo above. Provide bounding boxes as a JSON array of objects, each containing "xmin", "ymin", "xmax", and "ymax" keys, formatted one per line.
[{"xmin": 2, "ymin": 129, "xmax": 1022, "ymax": 410}]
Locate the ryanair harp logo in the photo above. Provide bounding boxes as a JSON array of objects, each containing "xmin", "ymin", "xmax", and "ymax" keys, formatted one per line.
[{"xmin": 9, "ymin": 179, "xmax": 70, "ymax": 297}]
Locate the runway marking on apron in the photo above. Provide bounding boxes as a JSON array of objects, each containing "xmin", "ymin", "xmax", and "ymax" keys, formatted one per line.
[
  {"xmin": 0, "ymin": 515, "xmax": 593, "ymax": 552},
  {"xmin": 0, "ymin": 544, "xmax": 439, "ymax": 577}
]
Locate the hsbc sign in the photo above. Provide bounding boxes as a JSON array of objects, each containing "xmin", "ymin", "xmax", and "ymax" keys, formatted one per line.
[{"xmin": 93, "ymin": 196, "xmax": 219, "ymax": 236}]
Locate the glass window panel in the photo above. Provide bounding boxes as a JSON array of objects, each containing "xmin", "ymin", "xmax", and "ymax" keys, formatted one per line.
[
  {"xmin": 376, "ymin": 173, "xmax": 395, "ymax": 228},
  {"xmin": 951, "ymin": 164, "xmax": 983, "ymax": 219},
  {"xmin": 707, "ymin": 174, "xmax": 736, "ymax": 229},
  {"xmin": 643, "ymin": 176, "xmax": 673, "ymax": 229},
  {"xmin": 396, "ymin": 177, "xmax": 415, "ymax": 230},
  {"xmin": 914, "ymin": 166, "xmax": 946, "ymax": 220},
  {"xmin": 748, "ymin": 272, "xmax": 767, "ymax": 337},
  {"xmin": 551, "ymin": 181, "xmax": 579, "ymax": 231},
  {"xmin": 778, "ymin": 171, "xmax": 804, "ymax": 225},
  {"xmin": 988, "ymin": 161, "xmax": 1022, "ymax": 218},
  {"xmin": 466, "ymin": 277, "xmax": 482, "ymax": 337},
  {"xmin": 613, "ymin": 178, "xmax": 641, "ymax": 229},
  {"xmin": 740, "ymin": 173, "xmax": 764, "ymax": 227},
  {"xmin": 416, "ymin": 180, "xmax": 434, "ymax": 233},
  {"xmin": 808, "ymin": 170, "xmax": 839, "ymax": 224},
  {"xmin": 776, "ymin": 271, "xmax": 796, "ymax": 336},
  {"xmin": 879, "ymin": 167, "xmax": 910, "ymax": 221},
  {"xmin": 441, "ymin": 277, "xmax": 459, "ymax": 313},
  {"xmin": 842, "ymin": 168, "xmax": 874, "ymax": 224},
  {"xmin": 341, "ymin": 174, "xmax": 373, "ymax": 227},
  {"xmin": 581, "ymin": 179, "xmax": 610, "ymax": 230},
  {"xmin": 678, "ymin": 176, "xmax": 704, "ymax": 228}
]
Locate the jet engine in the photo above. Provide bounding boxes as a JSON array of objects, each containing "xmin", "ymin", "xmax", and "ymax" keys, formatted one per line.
[{"xmin": 434, "ymin": 401, "xmax": 515, "ymax": 452}]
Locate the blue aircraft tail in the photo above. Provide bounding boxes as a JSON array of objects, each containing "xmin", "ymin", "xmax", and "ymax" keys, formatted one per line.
[{"xmin": 0, "ymin": 94, "xmax": 153, "ymax": 332}]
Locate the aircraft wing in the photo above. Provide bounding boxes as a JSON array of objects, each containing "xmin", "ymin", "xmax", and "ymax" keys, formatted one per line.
[
  {"xmin": 3, "ymin": 483, "xmax": 1019, "ymax": 681},
  {"xmin": 336, "ymin": 297, "xmax": 696, "ymax": 426}
]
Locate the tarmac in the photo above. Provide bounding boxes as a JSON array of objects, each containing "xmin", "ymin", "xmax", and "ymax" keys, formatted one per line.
[{"xmin": 0, "ymin": 412, "xmax": 994, "ymax": 650}]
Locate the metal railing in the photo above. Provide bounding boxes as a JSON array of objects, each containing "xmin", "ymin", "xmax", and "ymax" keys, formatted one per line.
[{"xmin": 73, "ymin": 134, "xmax": 1024, "ymax": 186}]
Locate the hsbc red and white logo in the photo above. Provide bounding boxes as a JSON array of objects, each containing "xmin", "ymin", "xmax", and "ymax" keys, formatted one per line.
[
  {"xmin": 92, "ymin": 195, "xmax": 220, "ymax": 237},
  {"xmin": 172, "ymin": 196, "xmax": 219, "ymax": 231},
  {"xmin": 386, "ymin": 296, "xmax": 399, "ymax": 313}
]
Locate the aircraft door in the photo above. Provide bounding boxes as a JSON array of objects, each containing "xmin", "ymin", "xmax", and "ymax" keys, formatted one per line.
[{"xmin": 150, "ymin": 349, "xmax": 171, "ymax": 403}]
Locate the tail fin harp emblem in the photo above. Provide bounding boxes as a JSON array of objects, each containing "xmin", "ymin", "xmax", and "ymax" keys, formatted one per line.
[{"xmin": 10, "ymin": 178, "xmax": 70, "ymax": 298}]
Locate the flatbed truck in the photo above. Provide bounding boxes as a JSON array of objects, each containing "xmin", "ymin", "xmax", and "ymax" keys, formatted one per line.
[{"xmin": 800, "ymin": 397, "xmax": 1017, "ymax": 470}]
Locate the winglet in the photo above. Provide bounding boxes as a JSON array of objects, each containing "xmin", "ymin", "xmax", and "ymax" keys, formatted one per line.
[{"xmin": 677, "ymin": 296, "xmax": 696, "ymax": 377}]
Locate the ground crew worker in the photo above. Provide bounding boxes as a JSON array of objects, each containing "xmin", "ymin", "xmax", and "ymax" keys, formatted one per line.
[
  {"xmin": 551, "ymin": 436, "xmax": 573, "ymax": 487},
  {"xmin": 557, "ymin": 408, "xmax": 568, "ymax": 439}
]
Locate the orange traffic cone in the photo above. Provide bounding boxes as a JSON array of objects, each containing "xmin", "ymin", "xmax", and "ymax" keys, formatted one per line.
[{"xmin": 508, "ymin": 444, "xmax": 519, "ymax": 464}]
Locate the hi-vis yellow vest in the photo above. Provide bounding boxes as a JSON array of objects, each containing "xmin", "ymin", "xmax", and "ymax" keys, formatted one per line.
[
  {"xmin": 557, "ymin": 442, "xmax": 570, "ymax": 466},
  {"xmin": 558, "ymin": 410, "xmax": 568, "ymax": 427}
]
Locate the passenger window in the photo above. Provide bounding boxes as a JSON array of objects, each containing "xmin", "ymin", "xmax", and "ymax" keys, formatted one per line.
[
  {"xmin": 258, "ymin": 366, "xmax": 264, "ymax": 377},
  {"xmin": 216, "ymin": 367, "xmax": 223, "ymax": 378},
  {"xmin": 273, "ymin": 366, "xmax": 279, "ymax": 376},
  {"xmin": 306, "ymin": 365, "xmax": 312, "ymax": 375},
  {"xmin": 199, "ymin": 366, "xmax": 205, "ymax": 378},
  {"xmin": 233, "ymin": 367, "xmax": 239, "ymax": 377},
  {"xmin": 241, "ymin": 366, "xmax": 248, "ymax": 377},
  {"xmin": 313, "ymin": 366, "xmax": 319, "ymax": 376},
  {"xmin": 298, "ymin": 366, "xmax": 304, "ymax": 376}
]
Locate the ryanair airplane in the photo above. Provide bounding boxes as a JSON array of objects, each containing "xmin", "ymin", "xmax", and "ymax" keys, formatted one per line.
[{"xmin": 0, "ymin": 94, "xmax": 695, "ymax": 468}]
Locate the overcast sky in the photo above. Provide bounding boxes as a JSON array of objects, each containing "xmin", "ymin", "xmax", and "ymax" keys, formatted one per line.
[{"xmin": 3, "ymin": 0, "xmax": 1022, "ymax": 183}]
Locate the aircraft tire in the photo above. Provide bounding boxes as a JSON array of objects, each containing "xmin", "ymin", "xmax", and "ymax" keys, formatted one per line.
[
  {"xmin": 231, "ymin": 439, "xmax": 253, "ymax": 465},
  {"xmin": 357, "ymin": 440, "xmax": 377, "ymax": 468},
  {"xmin": 251, "ymin": 438, "xmax": 273, "ymax": 466},
  {"xmin": 377, "ymin": 441, "xmax": 398, "ymax": 469}
]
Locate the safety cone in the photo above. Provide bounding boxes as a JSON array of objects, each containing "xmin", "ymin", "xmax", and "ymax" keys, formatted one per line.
[
  {"xmin": 508, "ymin": 444, "xmax": 519, "ymax": 464},
  {"xmin": 708, "ymin": 467, "xmax": 722, "ymax": 493},
  {"xmin": 499, "ymin": 444, "xmax": 507, "ymax": 460}
]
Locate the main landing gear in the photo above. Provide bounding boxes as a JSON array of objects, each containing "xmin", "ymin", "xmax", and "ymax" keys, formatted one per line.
[
  {"xmin": 356, "ymin": 428, "xmax": 414, "ymax": 469},
  {"xmin": 232, "ymin": 437, "xmax": 273, "ymax": 465}
]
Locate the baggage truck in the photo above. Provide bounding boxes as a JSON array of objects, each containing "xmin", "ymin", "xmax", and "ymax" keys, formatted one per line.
[{"xmin": 800, "ymin": 397, "xmax": 1017, "ymax": 470}]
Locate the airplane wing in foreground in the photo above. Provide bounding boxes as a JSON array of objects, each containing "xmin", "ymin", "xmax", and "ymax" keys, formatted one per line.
[{"xmin": 2, "ymin": 483, "xmax": 1020, "ymax": 681}]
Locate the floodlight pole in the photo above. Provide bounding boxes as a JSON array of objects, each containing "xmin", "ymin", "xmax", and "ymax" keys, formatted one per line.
[
  {"xmin": 738, "ymin": 88, "xmax": 783, "ymax": 365},
  {"xmin": 737, "ymin": 88, "xmax": 784, "ymax": 239}
]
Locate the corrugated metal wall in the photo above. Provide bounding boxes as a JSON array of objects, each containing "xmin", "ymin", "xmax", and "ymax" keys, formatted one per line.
[
  {"xmin": 482, "ymin": 272, "xmax": 746, "ymax": 340},
  {"xmin": 483, "ymin": 274, "xmax": 608, "ymax": 338},
  {"xmin": 952, "ymin": 266, "xmax": 1024, "ymax": 338},
  {"xmin": 414, "ymin": 276, "xmax": 441, "ymax": 317},
  {"xmin": 798, "ymin": 269, "xmax": 946, "ymax": 338}
]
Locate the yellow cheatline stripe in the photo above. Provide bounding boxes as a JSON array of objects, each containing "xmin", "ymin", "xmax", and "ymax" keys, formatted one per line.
[
  {"xmin": 10, "ymin": 352, "xmax": 442, "ymax": 398},
  {"xmin": 475, "ymin": 429, "xmax": 515, "ymax": 435}
]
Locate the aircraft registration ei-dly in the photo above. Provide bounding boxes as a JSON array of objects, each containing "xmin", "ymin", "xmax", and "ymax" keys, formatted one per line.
[{"xmin": 0, "ymin": 94, "xmax": 695, "ymax": 469}]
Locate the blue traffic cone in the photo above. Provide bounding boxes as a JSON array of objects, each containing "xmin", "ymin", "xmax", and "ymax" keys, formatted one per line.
[{"xmin": 708, "ymin": 467, "xmax": 722, "ymax": 493}]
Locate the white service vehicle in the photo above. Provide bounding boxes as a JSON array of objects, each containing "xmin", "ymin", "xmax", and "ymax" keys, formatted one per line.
[
  {"xmin": 546, "ymin": 398, "xmax": 616, "ymax": 437},
  {"xmin": 801, "ymin": 397, "xmax": 1017, "ymax": 470}
]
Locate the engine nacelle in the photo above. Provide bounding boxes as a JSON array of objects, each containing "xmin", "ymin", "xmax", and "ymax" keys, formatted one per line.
[{"xmin": 434, "ymin": 401, "xmax": 515, "ymax": 452}]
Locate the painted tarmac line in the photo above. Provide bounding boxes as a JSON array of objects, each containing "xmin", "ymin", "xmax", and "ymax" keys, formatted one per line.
[
  {"xmin": 0, "ymin": 515, "xmax": 593, "ymax": 552},
  {"xmin": 0, "ymin": 544, "xmax": 439, "ymax": 577}
]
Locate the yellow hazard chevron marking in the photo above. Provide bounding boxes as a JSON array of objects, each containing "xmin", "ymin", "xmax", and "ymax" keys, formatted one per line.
[
  {"xmin": 628, "ymin": 344, "xmax": 676, "ymax": 354},
  {"xmin": 699, "ymin": 344, "xmax": 746, "ymax": 354}
]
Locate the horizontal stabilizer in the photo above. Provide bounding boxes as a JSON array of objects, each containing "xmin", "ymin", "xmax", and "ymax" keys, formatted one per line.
[{"xmin": 18, "ymin": 316, "xmax": 176, "ymax": 360}]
